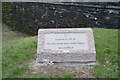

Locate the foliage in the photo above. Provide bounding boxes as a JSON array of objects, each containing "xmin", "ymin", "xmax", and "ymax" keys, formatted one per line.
[{"xmin": 2, "ymin": 3, "xmax": 14, "ymax": 27}]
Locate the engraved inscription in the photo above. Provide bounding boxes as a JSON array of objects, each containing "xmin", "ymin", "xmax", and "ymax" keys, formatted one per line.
[{"xmin": 44, "ymin": 33, "xmax": 88, "ymax": 51}]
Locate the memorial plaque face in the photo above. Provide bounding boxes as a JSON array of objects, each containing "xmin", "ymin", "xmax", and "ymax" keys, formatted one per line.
[
  {"xmin": 44, "ymin": 33, "xmax": 88, "ymax": 51},
  {"xmin": 36, "ymin": 28, "xmax": 96, "ymax": 64}
]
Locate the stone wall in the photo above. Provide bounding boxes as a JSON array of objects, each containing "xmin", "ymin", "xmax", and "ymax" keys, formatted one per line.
[
  {"xmin": 1, "ymin": 0, "xmax": 120, "ymax": 2},
  {"xmin": 2, "ymin": 2, "xmax": 119, "ymax": 35}
]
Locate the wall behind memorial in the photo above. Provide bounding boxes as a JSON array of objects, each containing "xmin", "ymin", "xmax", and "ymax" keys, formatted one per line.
[{"xmin": 2, "ymin": 2, "xmax": 119, "ymax": 35}]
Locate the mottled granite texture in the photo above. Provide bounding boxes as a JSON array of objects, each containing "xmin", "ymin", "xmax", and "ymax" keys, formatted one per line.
[
  {"xmin": 3, "ymin": 2, "xmax": 119, "ymax": 35},
  {"xmin": 36, "ymin": 28, "xmax": 96, "ymax": 63}
]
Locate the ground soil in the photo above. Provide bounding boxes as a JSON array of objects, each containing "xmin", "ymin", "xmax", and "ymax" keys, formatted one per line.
[{"xmin": 21, "ymin": 59, "xmax": 98, "ymax": 78}]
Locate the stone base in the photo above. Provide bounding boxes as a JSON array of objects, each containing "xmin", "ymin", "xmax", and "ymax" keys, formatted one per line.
[
  {"xmin": 35, "ymin": 61, "xmax": 98, "ymax": 66},
  {"xmin": 36, "ymin": 53, "xmax": 96, "ymax": 63},
  {"xmin": 36, "ymin": 28, "xmax": 97, "ymax": 66}
]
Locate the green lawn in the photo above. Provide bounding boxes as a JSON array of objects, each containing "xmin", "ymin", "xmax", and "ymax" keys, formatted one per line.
[
  {"xmin": 2, "ymin": 25, "xmax": 118, "ymax": 78},
  {"xmin": 92, "ymin": 28, "xmax": 118, "ymax": 78},
  {"xmin": 0, "ymin": 25, "xmax": 2, "ymax": 79}
]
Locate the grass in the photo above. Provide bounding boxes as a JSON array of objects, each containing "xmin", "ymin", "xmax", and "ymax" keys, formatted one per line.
[
  {"xmin": 2, "ymin": 25, "xmax": 29, "ymax": 48},
  {"xmin": 92, "ymin": 28, "xmax": 118, "ymax": 78},
  {"xmin": 23, "ymin": 73, "xmax": 74, "ymax": 78},
  {"xmin": 51, "ymin": 73, "xmax": 75, "ymax": 78},
  {"xmin": 0, "ymin": 25, "xmax": 2, "ymax": 79},
  {"xmin": 2, "ymin": 25, "xmax": 118, "ymax": 78},
  {"xmin": 2, "ymin": 26, "xmax": 36, "ymax": 78}
]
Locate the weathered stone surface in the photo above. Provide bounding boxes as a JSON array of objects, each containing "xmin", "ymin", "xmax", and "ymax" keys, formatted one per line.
[
  {"xmin": 36, "ymin": 28, "xmax": 96, "ymax": 64},
  {"xmin": 1, "ymin": 0, "xmax": 119, "ymax": 2}
]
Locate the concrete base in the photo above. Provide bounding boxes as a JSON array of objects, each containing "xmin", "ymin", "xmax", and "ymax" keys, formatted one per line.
[{"xmin": 35, "ymin": 61, "xmax": 98, "ymax": 66}]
